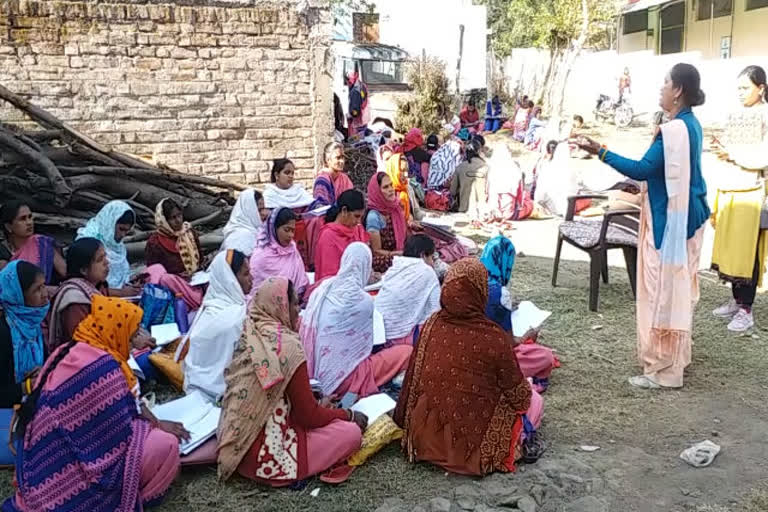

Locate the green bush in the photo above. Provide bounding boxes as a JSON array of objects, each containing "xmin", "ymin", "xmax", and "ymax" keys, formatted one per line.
[{"xmin": 395, "ymin": 56, "xmax": 454, "ymax": 135}]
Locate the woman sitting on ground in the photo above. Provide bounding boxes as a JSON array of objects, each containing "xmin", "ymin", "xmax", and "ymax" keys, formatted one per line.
[
  {"xmin": 44, "ymin": 237, "xmax": 109, "ymax": 353},
  {"xmin": 184, "ymin": 250, "xmax": 252, "ymax": 402},
  {"xmin": 366, "ymin": 172, "xmax": 407, "ymax": 273},
  {"xmin": 313, "ymin": 142, "xmax": 355, "ymax": 207},
  {"xmin": 263, "ymin": 159, "xmax": 319, "ymax": 265},
  {"xmin": 0, "ymin": 262, "xmax": 48, "ymax": 411},
  {"xmin": 451, "ymin": 135, "xmax": 490, "ymax": 219},
  {"xmin": 301, "ymin": 243, "xmax": 412, "ymax": 399},
  {"xmin": 145, "ymin": 198, "xmax": 205, "ymax": 310},
  {"xmin": 217, "ymin": 277, "xmax": 367, "ymax": 485},
  {"xmin": 0, "ymin": 201, "xmax": 65, "ymax": 284},
  {"xmin": 4, "ymin": 296, "xmax": 185, "ymax": 511},
  {"xmin": 480, "ymin": 235, "xmax": 558, "ymax": 391},
  {"xmin": 249, "ymin": 207, "xmax": 310, "ymax": 301},
  {"xmin": 394, "ymin": 258, "xmax": 543, "ymax": 476},
  {"xmin": 313, "ymin": 189, "xmax": 370, "ymax": 281},
  {"xmin": 374, "ymin": 235, "xmax": 441, "ymax": 347},
  {"xmin": 76, "ymin": 200, "xmax": 145, "ymax": 297},
  {"xmin": 220, "ymin": 189, "xmax": 268, "ymax": 256}
]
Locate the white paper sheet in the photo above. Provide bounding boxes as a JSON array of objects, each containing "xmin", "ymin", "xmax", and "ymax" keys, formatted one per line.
[
  {"xmin": 127, "ymin": 354, "xmax": 144, "ymax": 380},
  {"xmin": 364, "ymin": 281, "xmax": 383, "ymax": 292},
  {"xmin": 306, "ymin": 272, "xmax": 315, "ymax": 285},
  {"xmin": 152, "ymin": 391, "xmax": 221, "ymax": 455},
  {"xmin": 151, "ymin": 323, "xmax": 181, "ymax": 347},
  {"xmin": 510, "ymin": 301, "xmax": 551, "ymax": 336},
  {"xmin": 189, "ymin": 271, "xmax": 210, "ymax": 287},
  {"xmin": 350, "ymin": 393, "xmax": 396, "ymax": 424},
  {"xmin": 373, "ymin": 309, "xmax": 386, "ymax": 346}
]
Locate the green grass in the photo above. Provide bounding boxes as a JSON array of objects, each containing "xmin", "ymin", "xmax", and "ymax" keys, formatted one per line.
[{"xmin": 1, "ymin": 255, "xmax": 767, "ymax": 511}]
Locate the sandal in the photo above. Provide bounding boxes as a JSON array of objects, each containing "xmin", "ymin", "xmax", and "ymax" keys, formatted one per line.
[
  {"xmin": 522, "ymin": 433, "xmax": 547, "ymax": 464},
  {"xmin": 319, "ymin": 463, "xmax": 356, "ymax": 484}
]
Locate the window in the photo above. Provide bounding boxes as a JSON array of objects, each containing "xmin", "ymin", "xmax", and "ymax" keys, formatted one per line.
[
  {"xmin": 697, "ymin": 0, "xmax": 732, "ymax": 20},
  {"xmin": 660, "ymin": 2, "xmax": 685, "ymax": 54},
  {"xmin": 747, "ymin": 0, "xmax": 768, "ymax": 9},
  {"xmin": 360, "ymin": 60, "xmax": 405, "ymax": 85},
  {"xmin": 623, "ymin": 10, "xmax": 648, "ymax": 34}
]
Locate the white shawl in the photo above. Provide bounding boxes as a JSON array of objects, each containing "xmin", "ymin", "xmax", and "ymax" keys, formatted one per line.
[
  {"xmin": 221, "ymin": 189, "xmax": 263, "ymax": 256},
  {"xmin": 182, "ymin": 251, "xmax": 247, "ymax": 401},
  {"xmin": 299, "ymin": 242, "xmax": 374, "ymax": 396},
  {"xmin": 374, "ymin": 256, "xmax": 441, "ymax": 340},
  {"xmin": 263, "ymin": 183, "xmax": 315, "ymax": 209}
]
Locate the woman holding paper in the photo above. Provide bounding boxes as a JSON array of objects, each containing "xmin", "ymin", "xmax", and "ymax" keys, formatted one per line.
[
  {"xmin": 395, "ymin": 259, "xmax": 543, "ymax": 476},
  {"xmin": 480, "ymin": 234, "xmax": 558, "ymax": 391},
  {"xmin": 144, "ymin": 198, "xmax": 205, "ymax": 311},
  {"xmin": 248, "ymin": 208, "xmax": 310, "ymax": 301},
  {"xmin": 4, "ymin": 296, "xmax": 185, "ymax": 511},
  {"xmin": 217, "ymin": 277, "xmax": 367, "ymax": 484},
  {"xmin": 301, "ymin": 243, "xmax": 412, "ymax": 398},
  {"xmin": 184, "ymin": 249, "xmax": 252, "ymax": 402}
]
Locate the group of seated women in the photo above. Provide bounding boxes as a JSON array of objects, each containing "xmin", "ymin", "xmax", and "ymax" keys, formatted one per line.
[{"xmin": 0, "ymin": 137, "xmax": 558, "ymax": 507}]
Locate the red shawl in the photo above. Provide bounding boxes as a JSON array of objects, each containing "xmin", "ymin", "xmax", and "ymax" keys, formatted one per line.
[
  {"xmin": 402, "ymin": 128, "xmax": 424, "ymax": 153},
  {"xmin": 366, "ymin": 173, "xmax": 406, "ymax": 250},
  {"xmin": 395, "ymin": 258, "xmax": 531, "ymax": 476},
  {"xmin": 313, "ymin": 223, "xmax": 370, "ymax": 281}
]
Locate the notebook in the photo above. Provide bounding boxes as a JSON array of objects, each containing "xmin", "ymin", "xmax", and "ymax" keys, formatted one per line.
[
  {"xmin": 510, "ymin": 301, "xmax": 551, "ymax": 335},
  {"xmin": 150, "ymin": 323, "xmax": 181, "ymax": 347},
  {"xmin": 152, "ymin": 391, "xmax": 221, "ymax": 455},
  {"xmin": 350, "ymin": 393, "xmax": 396, "ymax": 424},
  {"xmin": 372, "ymin": 309, "xmax": 386, "ymax": 346}
]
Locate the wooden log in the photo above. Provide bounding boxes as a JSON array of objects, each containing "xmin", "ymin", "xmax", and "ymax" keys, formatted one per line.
[
  {"xmin": 32, "ymin": 213, "xmax": 86, "ymax": 230},
  {"xmin": 0, "ymin": 129, "xmax": 71, "ymax": 204},
  {"xmin": 189, "ymin": 209, "xmax": 221, "ymax": 227},
  {"xmin": 70, "ymin": 143, "xmax": 124, "ymax": 167},
  {"xmin": 0, "ymin": 84, "xmax": 109, "ymax": 154},
  {"xmin": 64, "ymin": 174, "xmax": 222, "ymax": 220},
  {"xmin": 58, "ymin": 165, "xmax": 246, "ymax": 191}
]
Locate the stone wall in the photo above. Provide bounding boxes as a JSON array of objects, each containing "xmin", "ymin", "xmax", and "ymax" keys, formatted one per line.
[{"xmin": 0, "ymin": 0, "xmax": 333, "ymax": 186}]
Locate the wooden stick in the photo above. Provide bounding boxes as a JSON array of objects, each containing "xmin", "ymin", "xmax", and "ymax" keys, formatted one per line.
[
  {"xmin": 0, "ymin": 129, "xmax": 71, "ymax": 204},
  {"xmin": 59, "ymin": 165, "xmax": 246, "ymax": 191},
  {"xmin": 0, "ymin": 84, "xmax": 109, "ymax": 154},
  {"xmin": 190, "ymin": 209, "xmax": 221, "ymax": 227}
]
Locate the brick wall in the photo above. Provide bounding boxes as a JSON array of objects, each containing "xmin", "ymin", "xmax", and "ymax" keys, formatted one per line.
[{"xmin": 0, "ymin": 0, "xmax": 333, "ymax": 186}]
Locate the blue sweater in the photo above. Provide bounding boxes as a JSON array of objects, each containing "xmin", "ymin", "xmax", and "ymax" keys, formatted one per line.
[{"xmin": 598, "ymin": 108, "xmax": 710, "ymax": 249}]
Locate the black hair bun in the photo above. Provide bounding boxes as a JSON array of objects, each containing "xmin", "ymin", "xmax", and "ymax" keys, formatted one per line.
[{"xmin": 692, "ymin": 89, "xmax": 706, "ymax": 107}]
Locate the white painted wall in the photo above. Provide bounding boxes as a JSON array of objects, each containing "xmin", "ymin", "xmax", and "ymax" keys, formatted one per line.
[
  {"xmin": 499, "ymin": 48, "xmax": 768, "ymax": 127},
  {"xmin": 333, "ymin": 0, "xmax": 487, "ymax": 92}
]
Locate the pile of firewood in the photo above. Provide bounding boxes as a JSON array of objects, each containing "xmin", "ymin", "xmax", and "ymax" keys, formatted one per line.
[
  {"xmin": 344, "ymin": 143, "xmax": 377, "ymax": 194},
  {"xmin": 0, "ymin": 84, "xmax": 244, "ymax": 246}
]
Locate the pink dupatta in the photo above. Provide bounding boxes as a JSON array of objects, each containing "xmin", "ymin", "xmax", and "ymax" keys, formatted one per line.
[{"xmin": 366, "ymin": 173, "xmax": 407, "ymax": 250}]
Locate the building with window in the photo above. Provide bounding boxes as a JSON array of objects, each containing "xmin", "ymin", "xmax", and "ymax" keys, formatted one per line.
[{"xmin": 618, "ymin": 0, "xmax": 768, "ymax": 57}]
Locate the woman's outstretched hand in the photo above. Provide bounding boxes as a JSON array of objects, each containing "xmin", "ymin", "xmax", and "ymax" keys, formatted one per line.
[{"xmin": 572, "ymin": 136, "xmax": 602, "ymax": 155}]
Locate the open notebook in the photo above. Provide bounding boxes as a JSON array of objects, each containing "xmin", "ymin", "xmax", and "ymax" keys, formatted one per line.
[{"xmin": 152, "ymin": 391, "xmax": 221, "ymax": 455}]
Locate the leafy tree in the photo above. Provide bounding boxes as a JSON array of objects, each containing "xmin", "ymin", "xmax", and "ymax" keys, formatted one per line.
[
  {"xmin": 481, "ymin": 0, "xmax": 620, "ymax": 116},
  {"xmin": 396, "ymin": 56, "xmax": 453, "ymax": 135}
]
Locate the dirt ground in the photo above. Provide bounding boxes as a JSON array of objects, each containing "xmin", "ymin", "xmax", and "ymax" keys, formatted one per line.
[{"xmin": 1, "ymin": 123, "xmax": 767, "ymax": 511}]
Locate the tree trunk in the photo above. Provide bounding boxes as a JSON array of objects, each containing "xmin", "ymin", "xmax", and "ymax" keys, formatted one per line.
[{"xmin": 551, "ymin": 0, "xmax": 590, "ymax": 119}]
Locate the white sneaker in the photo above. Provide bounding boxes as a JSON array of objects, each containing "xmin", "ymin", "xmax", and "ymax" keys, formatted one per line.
[
  {"xmin": 713, "ymin": 299, "xmax": 740, "ymax": 318},
  {"xmin": 727, "ymin": 308, "xmax": 754, "ymax": 333}
]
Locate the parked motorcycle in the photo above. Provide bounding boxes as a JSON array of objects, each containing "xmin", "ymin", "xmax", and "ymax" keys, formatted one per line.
[{"xmin": 594, "ymin": 94, "xmax": 634, "ymax": 128}]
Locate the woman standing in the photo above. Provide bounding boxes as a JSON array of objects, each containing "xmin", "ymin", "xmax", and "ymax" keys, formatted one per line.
[
  {"xmin": 0, "ymin": 201, "xmax": 65, "ymax": 284},
  {"xmin": 576, "ymin": 63, "xmax": 710, "ymax": 389},
  {"xmin": 710, "ymin": 65, "xmax": 768, "ymax": 332},
  {"xmin": 217, "ymin": 277, "xmax": 366, "ymax": 484},
  {"xmin": 394, "ymin": 259, "xmax": 542, "ymax": 475},
  {"xmin": 366, "ymin": 173, "xmax": 407, "ymax": 273},
  {"xmin": 313, "ymin": 190, "xmax": 370, "ymax": 281},
  {"xmin": 220, "ymin": 189, "xmax": 267, "ymax": 256},
  {"xmin": 249, "ymin": 208, "xmax": 310, "ymax": 300}
]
